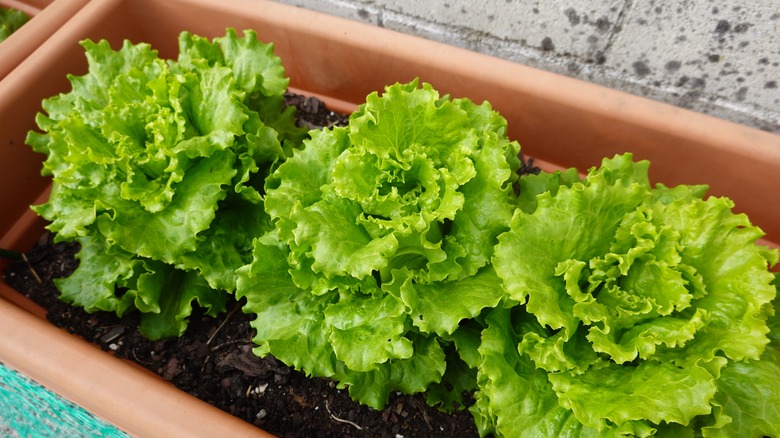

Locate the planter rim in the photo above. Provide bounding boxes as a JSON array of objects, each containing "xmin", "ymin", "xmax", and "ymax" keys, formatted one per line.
[
  {"xmin": 0, "ymin": 290, "xmax": 273, "ymax": 437},
  {"xmin": 0, "ymin": 0, "xmax": 48, "ymax": 16}
]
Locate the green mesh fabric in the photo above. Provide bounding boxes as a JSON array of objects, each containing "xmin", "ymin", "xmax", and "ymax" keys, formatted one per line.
[{"xmin": 0, "ymin": 362, "xmax": 129, "ymax": 437}]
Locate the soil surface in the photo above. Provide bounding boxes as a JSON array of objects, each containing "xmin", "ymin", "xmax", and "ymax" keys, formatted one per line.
[
  {"xmin": 5, "ymin": 238, "xmax": 480, "ymax": 437},
  {"xmin": 3, "ymin": 93, "xmax": 538, "ymax": 437}
]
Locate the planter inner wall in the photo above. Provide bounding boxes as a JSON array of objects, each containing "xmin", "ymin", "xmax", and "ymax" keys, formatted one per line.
[{"xmin": 1, "ymin": 0, "xmax": 48, "ymax": 16}]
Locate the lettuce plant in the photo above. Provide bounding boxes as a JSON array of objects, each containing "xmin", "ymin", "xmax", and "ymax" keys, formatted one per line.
[
  {"xmin": 0, "ymin": 7, "xmax": 28, "ymax": 43},
  {"xmin": 476, "ymin": 154, "xmax": 779, "ymax": 437},
  {"xmin": 26, "ymin": 29, "xmax": 303, "ymax": 339},
  {"xmin": 236, "ymin": 80, "xmax": 521, "ymax": 408}
]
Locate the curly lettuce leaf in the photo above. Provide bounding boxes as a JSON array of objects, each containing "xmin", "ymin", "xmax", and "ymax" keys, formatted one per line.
[
  {"xmin": 703, "ymin": 344, "xmax": 780, "ymax": 437},
  {"xmin": 56, "ymin": 235, "xmax": 226, "ymax": 339},
  {"xmin": 54, "ymin": 235, "xmax": 141, "ymax": 314},
  {"xmin": 388, "ymin": 265, "xmax": 506, "ymax": 336},
  {"xmin": 425, "ymin": 342, "xmax": 479, "ymax": 412},
  {"xmin": 235, "ymin": 232, "xmax": 340, "ymax": 378},
  {"xmin": 333, "ymin": 333, "xmax": 447, "ymax": 410},
  {"xmin": 324, "ymin": 290, "xmax": 413, "ymax": 372},
  {"xmin": 177, "ymin": 194, "xmax": 271, "ymax": 291},
  {"xmin": 132, "ymin": 260, "xmax": 226, "ymax": 339},
  {"xmin": 236, "ymin": 232, "xmax": 447, "ymax": 409},
  {"xmin": 701, "ymin": 294, "xmax": 780, "ymax": 437},
  {"xmin": 470, "ymin": 308, "xmax": 606, "ymax": 438}
]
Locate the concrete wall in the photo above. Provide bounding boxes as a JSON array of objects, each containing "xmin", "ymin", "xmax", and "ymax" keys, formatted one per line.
[{"xmin": 270, "ymin": 0, "xmax": 780, "ymax": 134}]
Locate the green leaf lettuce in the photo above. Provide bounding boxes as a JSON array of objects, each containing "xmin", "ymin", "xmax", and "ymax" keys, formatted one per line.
[
  {"xmin": 237, "ymin": 79, "xmax": 521, "ymax": 408},
  {"xmin": 477, "ymin": 153, "xmax": 779, "ymax": 436}
]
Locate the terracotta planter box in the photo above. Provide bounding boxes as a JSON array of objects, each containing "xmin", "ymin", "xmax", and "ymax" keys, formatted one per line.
[
  {"xmin": 1, "ymin": 0, "xmax": 778, "ymax": 436},
  {"xmin": 0, "ymin": 0, "xmax": 90, "ymax": 80}
]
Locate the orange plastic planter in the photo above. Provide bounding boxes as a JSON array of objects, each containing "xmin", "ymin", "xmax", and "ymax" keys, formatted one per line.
[
  {"xmin": 0, "ymin": 0, "xmax": 778, "ymax": 436},
  {"xmin": 0, "ymin": 0, "xmax": 90, "ymax": 80}
]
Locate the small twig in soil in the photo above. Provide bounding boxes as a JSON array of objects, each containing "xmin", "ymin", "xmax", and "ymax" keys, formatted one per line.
[
  {"xmin": 325, "ymin": 400, "xmax": 364, "ymax": 431},
  {"xmin": 132, "ymin": 347, "xmax": 154, "ymax": 366},
  {"xmin": 415, "ymin": 397, "xmax": 434, "ymax": 431},
  {"xmin": 209, "ymin": 339, "xmax": 252, "ymax": 353},
  {"xmin": 206, "ymin": 303, "xmax": 242, "ymax": 346},
  {"xmin": 21, "ymin": 253, "xmax": 43, "ymax": 285}
]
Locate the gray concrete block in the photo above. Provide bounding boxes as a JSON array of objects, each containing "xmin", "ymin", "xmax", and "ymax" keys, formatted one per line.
[
  {"xmin": 269, "ymin": 0, "xmax": 780, "ymax": 133},
  {"xmin": 360, "ymin": 0, "xmax": 624, "ymax": 61},
  {"xmin": 606, "ymin": 1, "xmax": 780, "ymax": 132}
]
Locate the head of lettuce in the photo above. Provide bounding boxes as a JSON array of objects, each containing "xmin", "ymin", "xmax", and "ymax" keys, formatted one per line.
[
  {"xmin": 475, "ymin": 153, "xmax": 780, "ymax": 437},
  {"xmin": 236, "ymin": 79, "xmax": 522, "ymax": 409}
]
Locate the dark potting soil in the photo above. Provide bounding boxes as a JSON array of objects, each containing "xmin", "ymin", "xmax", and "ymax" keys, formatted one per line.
[{"xmin": 3, "ymin": 93, "xmax": 538, "ymax": 438}]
